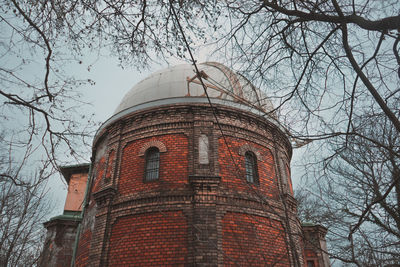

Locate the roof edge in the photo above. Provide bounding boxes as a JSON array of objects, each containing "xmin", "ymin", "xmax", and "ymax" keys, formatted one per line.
[
  {"xmin": 59, "ymin": 163, "xmax": 90, "ymax": 184},
  {"xmin": 94, "ymin": 97, "xmax": 290, "ymax": 149}
]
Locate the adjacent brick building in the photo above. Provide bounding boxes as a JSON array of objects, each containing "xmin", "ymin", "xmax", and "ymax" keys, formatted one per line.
[{"xmin": 42, "ymin": 62, "xmax": 329, "ymax": 266}]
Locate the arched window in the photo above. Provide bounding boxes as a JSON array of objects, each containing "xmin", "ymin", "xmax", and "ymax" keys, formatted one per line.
[
  {"xmin": 145, "ymin": 147, "xmax": 160, "ymax": 181},
  {"xmin": 245, "ymin": 151, "xmax": 258, "ymax": 184}
]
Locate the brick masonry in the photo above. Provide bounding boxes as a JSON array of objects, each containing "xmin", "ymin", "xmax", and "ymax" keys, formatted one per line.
[
  {"xmin": 70, "ymin": 103, "xmax": 327, "ymax": 266},
  {"xmin": 118, "ymin": 134, "xmax": 189, "ymax": 196},
  {"xmin": 108, "ymin": 211, "xmax": 188, "ymax": 266},
  {"xmin": 75, "ymin": 229, "xmax": 92, "ymax": 266},
  {"xmin": 222, "ymin": 212, "xmax": 289, "ymax": 266},
  {"xmin": 41, "ymin": 219, "xmax": 80, "ymax": 267},
  {"xmin": 40, "ymin": 164, "xmax": 89, "ymax": 267}
]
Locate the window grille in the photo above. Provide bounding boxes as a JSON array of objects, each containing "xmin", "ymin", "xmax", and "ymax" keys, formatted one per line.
[
  {"xmin": 145, "ymin": 147, "xmax": 160, "ymax": 181},
  {"xmin": 245, "ymin": 151, "xmax": 258, "ymax": 184}
]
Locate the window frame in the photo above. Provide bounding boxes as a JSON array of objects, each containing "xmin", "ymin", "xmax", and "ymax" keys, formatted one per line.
[
  {"xmin": 245, "ymin": 151, "xmax": 259, "ymax": 184},
  {"xmin": 144, "ymin": 147, "xmax": 160, "ymax": 182}
]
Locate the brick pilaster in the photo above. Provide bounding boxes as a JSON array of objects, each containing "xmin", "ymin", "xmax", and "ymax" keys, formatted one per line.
[{"xmin": 189, "ymin": 175, "xmax": 221, "ymax": 265}]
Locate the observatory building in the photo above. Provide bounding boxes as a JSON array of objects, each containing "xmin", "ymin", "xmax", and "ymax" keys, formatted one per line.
[{"xmin": 41, "ymin": 62, "xmax": 329, "ymax": 266}]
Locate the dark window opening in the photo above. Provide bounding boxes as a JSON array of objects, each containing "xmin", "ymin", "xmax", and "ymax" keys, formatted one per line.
[
  {"xmin": 145, "ymin": 147, "xmax": 160, "ymax": 181},
  {"xmin": 245, "ymin": 151, "xmax": 258, "ymax": 184}
]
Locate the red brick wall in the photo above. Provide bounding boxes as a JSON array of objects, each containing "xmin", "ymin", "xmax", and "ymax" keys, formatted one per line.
[
  {"xmin": 64, "ymin": 173, "xmax": 87, "ymax": 211},
  {"xmin": 75, "ymin": 229, "xmax": 92, "ymax": 267},
  {"xmin": 218, "ymin": 137, "xmax": 279, "ymax": 198},
  {"xmin": 105, "ymin": 150, "xmax": 116, "ymax": 180},
  {"xmin": 222, "ymin": 212, "xmax": 289, "ymax": 266},
  {"xmin": 108, "ymin": 211, "xmax": 188, "ymax": 266},
  {"xmin": 92, "ymin": 155, "xmax": 106, "ymax": 194},
  {"xmin": 118, "ymin": 134, "xmax": 188, "ymax": 195}
]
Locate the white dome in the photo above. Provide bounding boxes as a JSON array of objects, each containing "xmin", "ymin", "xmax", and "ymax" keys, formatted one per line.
[
  {"xmin": 114, "ymin": 62, "xmax": 274, "ymax": 114},
  {"xmin": 94, "ymin": 62, "xmax": 286, "ymax": 141}
]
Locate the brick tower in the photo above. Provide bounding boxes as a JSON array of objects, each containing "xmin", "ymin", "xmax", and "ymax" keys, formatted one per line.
[{"xmin": 42, "ymin": 62, "xmax": 329, "ymax": 266}]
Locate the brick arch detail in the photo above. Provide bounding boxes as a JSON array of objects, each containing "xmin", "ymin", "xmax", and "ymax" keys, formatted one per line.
[
  {"xmin": 138, "ymin": 140, "xmax": 167, "ymax": 156},
  {"xmin": 238, "ymin": 144, "xmax": 264, "ymax": 161}
]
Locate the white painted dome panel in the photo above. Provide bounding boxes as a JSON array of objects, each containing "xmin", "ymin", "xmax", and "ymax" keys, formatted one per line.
[{"xmin": 114, "ymin": 62, "xmax": 274, "ymax": 115}]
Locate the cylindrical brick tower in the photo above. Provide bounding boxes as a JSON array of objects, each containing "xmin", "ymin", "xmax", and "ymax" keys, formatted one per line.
[{"xmin": 74, "ymin": 62, "xmax": 304, "ymax": 266}]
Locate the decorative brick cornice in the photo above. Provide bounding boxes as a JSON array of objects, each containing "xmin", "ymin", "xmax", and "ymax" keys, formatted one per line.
[
  {"xmin": 238, "ymin": 144, "xmax": 264, "ymax": 161},
  {"xmin": 138, "ymin": 140, "xmax": 167, "ymax": 156},
  {"xmin": 189, "ymin": 175, "xmax": 221, "ymax": 192},
  {"xmin": 93, "ymin": 186, "xmax": 117, "ymax": 207},
  {"xmin": 302, "ymin": 224, "xmax": 328, "ymax": 240},
  {"xmin": 112, "ymin": 194, "xmax": 193, "ymax": 212},
  {"xmin": 110, "ymin": 190, "xmax": 290, "ymax": 215},
  {"xmin": 43, "ymin": 217, "xmax": 81, "ymax": 229},
  {"xmin": 94, "ymin": 103, "xmax": 291, "ymax": 155}
]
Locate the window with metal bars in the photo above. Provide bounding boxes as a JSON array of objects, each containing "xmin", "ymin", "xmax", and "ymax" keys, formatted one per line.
[
  {"xmin": 145, "ymin": 147, "xmax": 160, "ymax": 181},
  {"xmin": 245, "ymin": 151, "xmax": 258, "ymax": 184}
]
